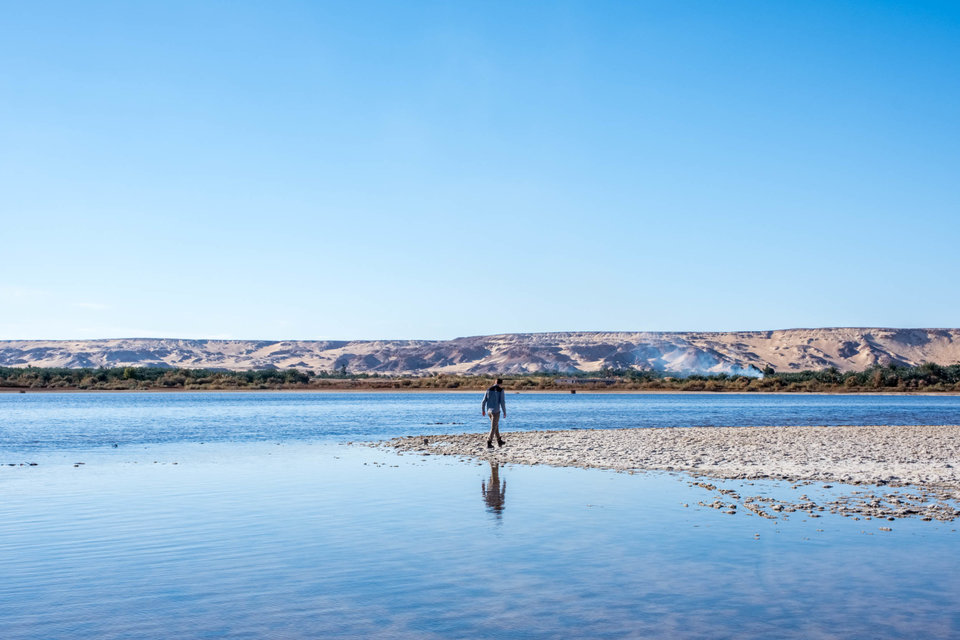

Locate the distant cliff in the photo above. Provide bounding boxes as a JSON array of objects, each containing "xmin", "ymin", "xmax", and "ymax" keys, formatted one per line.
[{"xmin": 2, "ymin": 328, "xmax": 959, "ymax": 375}]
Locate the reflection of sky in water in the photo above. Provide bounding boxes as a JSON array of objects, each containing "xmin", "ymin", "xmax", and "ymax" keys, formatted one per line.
[
  {"xmin": 3, "ymin": 391, "xmax": 960, "ymax": 451},
  {"xmin": 1, "ymin": 442, "xmax": 959, "ymax": 639}
]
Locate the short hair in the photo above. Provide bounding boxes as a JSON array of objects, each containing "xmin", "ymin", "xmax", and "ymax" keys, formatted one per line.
[{"xmin": 495, "ymin": 378, "xmax": 503, "ymax": 384}]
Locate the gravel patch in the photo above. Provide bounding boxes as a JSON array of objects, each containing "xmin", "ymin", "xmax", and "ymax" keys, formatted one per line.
[{"xmin": 375, "ymin": 425, "xmax": 960, "ymax": 522}]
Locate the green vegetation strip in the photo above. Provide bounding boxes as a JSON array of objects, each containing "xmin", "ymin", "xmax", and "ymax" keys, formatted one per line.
[{"xmin": 1, "ymin": 363, "xmax": 959, "ymax": 392}]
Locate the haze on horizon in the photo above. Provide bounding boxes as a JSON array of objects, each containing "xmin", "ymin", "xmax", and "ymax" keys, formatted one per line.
[{"xmin": 2, "ymin": 1, "xmax": 958, "ymax": 341}]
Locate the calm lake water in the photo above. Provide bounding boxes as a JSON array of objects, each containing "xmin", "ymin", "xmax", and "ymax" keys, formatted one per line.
[
  {"xmin": 3, "ymin": 391, "xmax": 960, "ymax": 452},
  {"xmin": 2, "ymin": 392, "xmax": 959, "ymax": 638}
]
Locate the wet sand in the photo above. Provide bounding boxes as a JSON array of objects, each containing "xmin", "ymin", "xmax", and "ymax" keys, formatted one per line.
[{"xmin": 379, "ymin": 425, "xmax": 960, "ymax": 521}]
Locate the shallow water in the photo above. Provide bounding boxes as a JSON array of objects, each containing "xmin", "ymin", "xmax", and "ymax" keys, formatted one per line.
[
  {"xmin": 2, "ymin": 391, "xmax": 959, "ymax": 453},
  {"xmin": 2, "ymin": 393, "xmax": 959, "ymax": 638}
]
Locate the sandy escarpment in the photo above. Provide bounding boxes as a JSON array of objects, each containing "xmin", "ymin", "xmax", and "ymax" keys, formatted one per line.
[{"xmin": 2, "ymin": 328, "xmax": 959, "ymax": 375}]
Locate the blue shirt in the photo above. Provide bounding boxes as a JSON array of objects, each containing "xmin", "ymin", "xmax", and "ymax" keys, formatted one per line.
[{"xmin": 481, "ymin": 385, "xmax": 506, "ymax": 414}]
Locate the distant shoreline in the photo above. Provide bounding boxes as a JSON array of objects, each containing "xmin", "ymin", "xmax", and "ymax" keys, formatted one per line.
[
  {"xmin": 4, "ymin": 362, "xmax": 957, "ymax": 393},
  {"xmin": 2, "ymin": 387, "xmax": 958, "ymax": 396}
]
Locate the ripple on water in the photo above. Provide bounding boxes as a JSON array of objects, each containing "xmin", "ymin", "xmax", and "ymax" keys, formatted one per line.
[{"xmin": 1, "ymin": 442, "xmax": 960, "ymax": 638}]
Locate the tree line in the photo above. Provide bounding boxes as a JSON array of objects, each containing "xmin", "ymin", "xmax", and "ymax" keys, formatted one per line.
[{"xmin": 1, "ymin": 362, "xmax": 959, "ymax": 392}]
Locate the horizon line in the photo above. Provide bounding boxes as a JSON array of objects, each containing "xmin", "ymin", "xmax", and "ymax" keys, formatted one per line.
[{"xmin": 1, "ymin": 327, "xmax": 956, "ymax": 343}]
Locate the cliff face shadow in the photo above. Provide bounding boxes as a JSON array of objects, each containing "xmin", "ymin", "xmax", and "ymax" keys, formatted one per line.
[{"xmin": 481, "ymin": 461, "xmax": 506, "ymax": 520}]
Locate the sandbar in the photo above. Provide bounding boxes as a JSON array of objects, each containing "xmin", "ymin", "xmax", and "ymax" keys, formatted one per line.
[{"xmin": 379, "ymin": 425, "xmax": 960, "ymax": 521}]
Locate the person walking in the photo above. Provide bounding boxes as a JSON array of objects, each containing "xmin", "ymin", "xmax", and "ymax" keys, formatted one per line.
[{"xmin": 481, "ymin": 378, "xmax": 507, "ymax": 448}]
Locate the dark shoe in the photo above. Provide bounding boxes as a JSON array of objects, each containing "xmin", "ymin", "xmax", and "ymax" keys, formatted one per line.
[
  {"xmin": 486, "ymin": 441, "xmax": 494, "ymax": 449},
  {"xmin": 497, "ymin": 438, "xmax": 505, "ymax": 447}
]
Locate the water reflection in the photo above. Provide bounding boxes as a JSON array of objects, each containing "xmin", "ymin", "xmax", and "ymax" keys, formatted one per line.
[{"xmin": 481, "ymin": 461, "xmax": 506, "ymax": 519}]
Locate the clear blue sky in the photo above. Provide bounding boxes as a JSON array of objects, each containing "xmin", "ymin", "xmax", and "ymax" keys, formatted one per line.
[{"xmin": 2, "ymin": 1, "xmax": 958, "ymax": 340}]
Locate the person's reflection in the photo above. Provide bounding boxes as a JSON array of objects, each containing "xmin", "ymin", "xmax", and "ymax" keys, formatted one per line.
[{"xmin": 481, "ymin": 461, "xmax": 506, "ymax": 519}]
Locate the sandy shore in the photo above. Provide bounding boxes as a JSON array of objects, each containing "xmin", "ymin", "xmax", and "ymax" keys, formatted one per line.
[{"xmin": 379, "ymin": 425, "xmax": 960, "ymax": 521}]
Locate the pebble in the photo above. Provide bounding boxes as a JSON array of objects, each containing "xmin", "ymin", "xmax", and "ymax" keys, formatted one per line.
[{"xmin": 376, "ymin": 425, "xmax": 960, "ymax": 523}]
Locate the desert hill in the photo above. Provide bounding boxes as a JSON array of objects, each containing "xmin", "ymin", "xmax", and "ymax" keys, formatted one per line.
[{"xmin": 1, "ymin": 328, "xmax": 958, "ymax": 376}]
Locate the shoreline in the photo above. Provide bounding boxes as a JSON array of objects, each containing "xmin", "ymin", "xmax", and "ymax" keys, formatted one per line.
[
  {"xmin": 2, "ymin": 387, "xmax": 958, "ymax": 396},
  {"xmin": 378, "ymin": 425, "xmax": 960, "ymax": 521}
]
